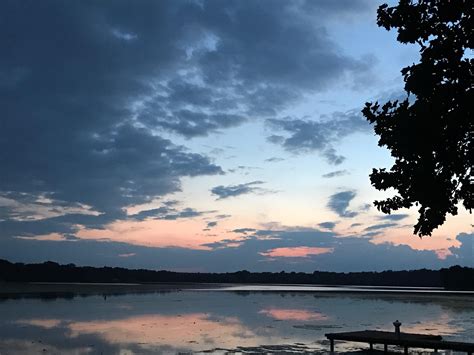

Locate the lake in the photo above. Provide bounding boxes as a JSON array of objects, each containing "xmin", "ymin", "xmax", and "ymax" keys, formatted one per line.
[{"xmin": 0, "ymin": 284, "xmax": 473, "ymax": 354}]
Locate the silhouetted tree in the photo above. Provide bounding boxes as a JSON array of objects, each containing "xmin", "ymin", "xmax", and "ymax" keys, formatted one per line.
[
  {"xmin": 3, "ymin": 259, "xmax": 474, "ymax": 289},
  {"xmin": 363, "ymin": 0, "xmax": 473, "ymax": 236}
]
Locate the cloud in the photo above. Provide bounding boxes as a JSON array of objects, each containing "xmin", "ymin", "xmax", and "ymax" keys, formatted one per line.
[
  {"xmin": 164, "ymin": 208, "xmax": 209, "ymax": 220},
  {"xmin": 447, "ymin": 233, "xmax": 473, "ymax": 267},
  {"xmin": 378, "ymin": 214, "xmax": 410, "ymax": 221},
  {"xmin": 0, "ymin": 193, "xmax": 99, "ymax": 222},
  {"xmin": 327, "ymin": 191, "xmax": 358, "ymax": 218},
  {"xmin": 322, "ymin": 170, "xmax": 349, "ymax": 178},
  {"xmin": 118, "ymin": 253, "xmax": 136, "ymax": 258},
  {"xmin": 364, "ymin": 223, "xmax": 399, "ymax": 232},
  {"xmin": 318, "ymin": 222, "xmax": 337, "ymax": 230},
  {"xmin": 0, "ymin": 125, "xmax": 222, "ymax": 239},
  {"xmin": 131, "ymin": 206, "xmax": 209, "ymax": 221},
  {"xmin": 227, "ymin": 165, "xmax": 262, "ymax": 175},
  {"xmin": 266, "ymin": 110, "xmax": 370, "ymax": 164},
  {"xmin": 129, "ymin": 208, "xmax": 170, "ymax": 221},
  {"xmin": 0, "ymin": 227, "xmax": 457, "ymax": 272},
  {"xmin": 232, "ymin": 228, "xmax": 257, "ymax": 234},
  {"xmin": 211, "ymin": 181, "xmax": 266, "ymax": 200},
  {"xmin": 265, "ymin": 157, "xmax": 285, "ymax": 163},
  {"xmin": 153, "ymin": 110, "xmax": 247, "ymax": 138},
  {"xmin": 0, "ymin": 0, "xmax": 376, "ymax": 241},
  {"xmin": 300, "ymin": 0, "xmax": 373, "ymax": 17},
  {"xmin": 215, "ymin": 214, "xmax": 231, "ymax": 220},
  {"xmin": 128, "ymin": 0, "xmax": 375, "ymax": 137},
  {"xmin": 206, "ymin": 221, "xmax": 218, "ymax": 229},
  {"xmin": 63, "ymin": 234, "xmax": 80, "ymax": 241},
  {"xmin": 260, "ymin": 246, "xmax": 334, "ymax": 258}
]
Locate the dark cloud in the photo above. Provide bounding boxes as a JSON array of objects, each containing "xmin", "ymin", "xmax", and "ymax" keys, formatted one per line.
[
  {"xmin": 327, "ymin": 191, "xmax": 358, "ymax": 218},
  {"xmin": 1, "ymin": 1, "xmax": 230, "ymax": 237},
  {"xmin": 301, "ymin": 0, "xmax": 373, "ymax": 16},
  {"xmin": 379, "ymin": 214, "xmax": 410, "ymax": 221},
  {"xmin": 322, "ymin": 170, "xmax": 349, "ymax": 178},
  {"xmin": 364, "ymin": 223, "xmax": 399, "ymax": 232},
  {"xmin": 130, "ymin": 206, "xmax": 209, "ymax": 221},
  {"xmin": 318, "ymin": 222, "xmax": 337, "ymax": 230},
  {"xmin": 162, "ymin": 200, "xmax": 180, "ymax": 207},
  {"xmin": 0, "ymin": 123, "xmax": 222, "ymax": 238},
  {"xmin": 232, "ymin": 228, "xmax": 257, "ymax": 234},
  {"xmin": 129, "ymin": 207, "xmax": 170, "ymax": 221},
  {"xmin": 0, "ymin": 227, "xmax": 457, "ymax": 272},
  {"xmin": 127, "ymin": 0, "xmax": 374, "ymax": 137},
  {"xmin": 202, "ymin": 238, "xmax": 245, "ymax": 249},
  {"xmin": 206, "ymin": 221, "xmax": 218, "ymax": 228},
  {"xmin": 227, "ymin": 165, "xmax": 262, "ymax": 174},
  {"xmin": 63, "ymin": 234, "xmax": 80, "ymax": 241},
  {"xmin": 164, "ymin": 208, "xmax": 209, "ymax": 220},
  {"xmin": 211, "ymin": 181, "xmax": 266, "ymax": 200},
  {"xmin": 266, "ymin": 110, "xmax": 370, "ymax": 164},
  {"xmin": 265, "ymin": 157, "xmax": 285, "ymax": 163},
  {"xmin": 153, "ymin": 110, "xmax": 247, "ymax": 138},
  {"xmin": 215, "ymin": 214, "xmax": 232, "ymax": 220},
  {"xmin": 447, "ymin": 233, "xmax": 473, "ymax": 267},
  {"xmin": 0, "ymin": 0, "xmax": 375, "ymax": 241},
  {"xmin": 267, "ymin": 135, "xmax": 286, "ymax": 144}
]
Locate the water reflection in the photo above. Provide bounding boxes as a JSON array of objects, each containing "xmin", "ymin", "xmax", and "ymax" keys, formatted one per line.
[
  {"xmin": 400, "ymin": 312, "xmax": 466, "ymax": 336},
  {"xmin": 259, "ymin": 308, "xmax": 328, "ymax": 321},
  {"xmin": 0, "ymin": 289, "xmax": 473, "ymax": 354},
  {"xmin": 16, "ymin": 314, "xmax": 268, "ymax": 352}
]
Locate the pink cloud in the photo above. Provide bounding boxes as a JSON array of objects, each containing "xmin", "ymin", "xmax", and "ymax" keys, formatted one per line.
[
  {"xmin": 259, "ymin": 308, "xmax": 328, "ymax": 321},
  {"xmin": 76, "ymin": 219, "xmax": 224, "ymax": 250}
]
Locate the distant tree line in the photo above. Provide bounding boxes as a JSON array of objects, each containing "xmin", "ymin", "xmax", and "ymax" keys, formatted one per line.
[{"xmin": 0, "ymin": 259, "xmax": 472, "ymax": 290}]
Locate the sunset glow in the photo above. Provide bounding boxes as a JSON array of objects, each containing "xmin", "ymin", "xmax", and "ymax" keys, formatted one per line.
[{"xmin": 0, "ymin": 0, "xmax": 471, "ymax": 272}]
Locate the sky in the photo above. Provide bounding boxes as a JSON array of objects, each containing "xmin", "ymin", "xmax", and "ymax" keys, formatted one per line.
[{"xmin": 0, "ymin": 0, "xmax": 472, "ymax": 272}]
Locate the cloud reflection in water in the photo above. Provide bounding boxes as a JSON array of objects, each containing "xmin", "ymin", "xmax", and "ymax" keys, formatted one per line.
[{"xmin": 1, "ymin": 289, "xmax": 473, "ymax": 354}]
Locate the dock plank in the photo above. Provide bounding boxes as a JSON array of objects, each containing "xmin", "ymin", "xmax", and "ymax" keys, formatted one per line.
[
  {"xmin": 325, "ymin": 330, "xmax": 474, "ymax": 354},
  {"xmin": 326, "ymin": 330, "xmax": 442, "ymax": 342}
]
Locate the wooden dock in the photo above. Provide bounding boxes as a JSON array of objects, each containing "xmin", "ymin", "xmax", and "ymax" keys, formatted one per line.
[{"xmin": 325, "ymin": 330, "xmax": 474, "ymax": 354}]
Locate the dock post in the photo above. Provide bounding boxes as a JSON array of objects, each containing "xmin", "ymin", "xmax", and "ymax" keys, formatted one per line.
[
  {"xmin": 384, "ymin": 344, "xmax": 388, "ymax": 353},
  {"xmin": 404, "ymin": 346, "xmax": 408, "ymax": 355},
  {"xmin": 370, "ymin": 343, "xmax": 373, "ymax": 351},
  {"xmin": 330, "ymin": 339, "xmax": 334, "ymax": 352}
]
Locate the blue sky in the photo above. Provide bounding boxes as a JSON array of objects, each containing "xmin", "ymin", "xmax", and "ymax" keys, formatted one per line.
[{"xmin": 0, "ymin": 0, "xmax": 472, "ymax": 271}]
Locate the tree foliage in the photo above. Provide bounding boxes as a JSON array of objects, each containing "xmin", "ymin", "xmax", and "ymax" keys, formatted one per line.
[
  {"xmin": 363, "ymin": 0, "xmax": 473, "ymax": 236},
  {"xmin": 2, "ymin": 259, "xmax": 474, "ymax": 290}
]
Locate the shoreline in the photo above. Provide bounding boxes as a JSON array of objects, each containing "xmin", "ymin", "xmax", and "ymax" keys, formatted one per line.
[{"xmin": 1, "ymin": 282, "xmax": 474, "ymax": 298}]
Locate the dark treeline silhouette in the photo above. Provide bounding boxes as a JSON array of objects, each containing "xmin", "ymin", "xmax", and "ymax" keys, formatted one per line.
[{"xmin": 1, "ymin": 259, "xmax": 473, "ymax": 290}]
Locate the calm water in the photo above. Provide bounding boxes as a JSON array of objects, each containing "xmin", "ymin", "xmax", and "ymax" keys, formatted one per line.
[{"xmin": 0, "ymin": 285, "xmax": 473, "ymax": 354}]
